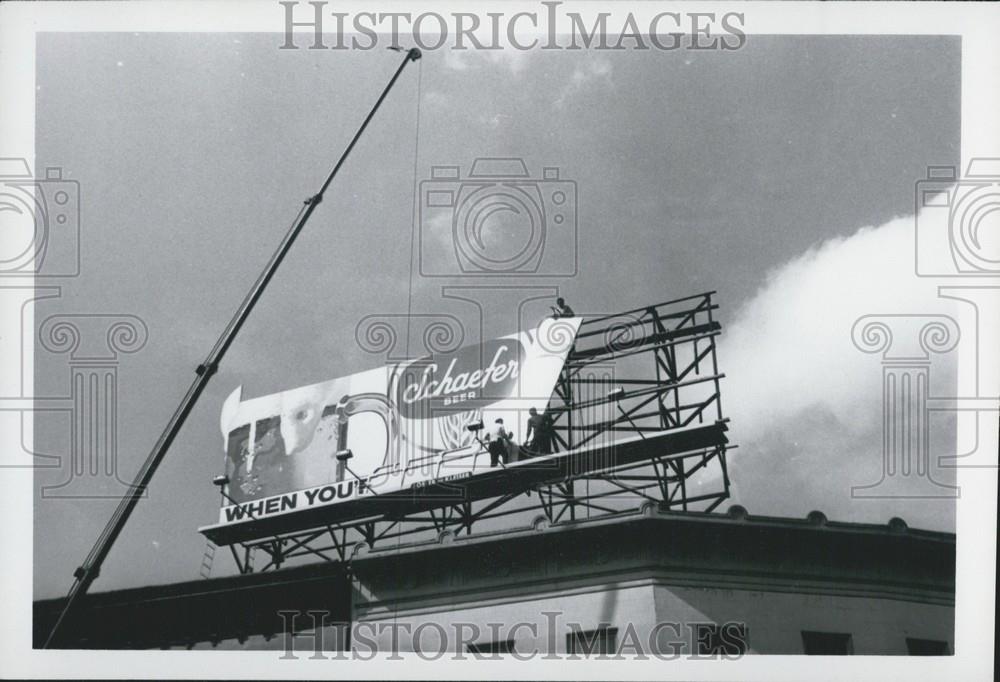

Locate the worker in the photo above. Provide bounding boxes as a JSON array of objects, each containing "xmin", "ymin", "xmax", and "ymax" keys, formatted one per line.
[
  {"xmin": 551, "ymin": 297, "xmax": 575, "ymax": 319},
  {"xmin": 524, "ymin": 407, "xmax": 555, "ymax": 455},
  {"xmin": 486, "ymin": 418, "xmax": 512, "ymax": 468}
]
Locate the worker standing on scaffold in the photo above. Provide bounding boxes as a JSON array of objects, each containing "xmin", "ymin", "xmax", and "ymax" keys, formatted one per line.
[
  {"xmin": 524, "ymin": 407, "xmax": 555, "ymax": 456},
  {"xmin": 486, "ymin": 418, "xmax": 512, "ymax": 468}
]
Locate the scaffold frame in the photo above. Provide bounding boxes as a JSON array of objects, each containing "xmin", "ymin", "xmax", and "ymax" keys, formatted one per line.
[{"xmin": 210, "ymin": 292, "xmax": 732, "ymax": 574}]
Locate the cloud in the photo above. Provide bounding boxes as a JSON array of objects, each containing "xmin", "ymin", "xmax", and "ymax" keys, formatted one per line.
[
  {"xmin": 717, "ymin": 211, "xmax": 960, "ymax": 529},
  {"xmin": 421, "ymin": 90, "xmax": 452, "ymax": 109},
  {"xmin": 722, "ymin": 212, "xmax": 955, "ymax": 443},
  {"xmin": 442, "ymin": 47, "xmax": 532, "ymax": 75},
  {"xmin": 553, "ymin": 55, "xmax": 613, "ymax": 109}
]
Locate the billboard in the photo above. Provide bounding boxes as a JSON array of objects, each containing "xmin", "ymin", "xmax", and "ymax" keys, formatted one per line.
[{"xmin": 211, "ymin": 317, "xmax": 581, "ymax": 529}]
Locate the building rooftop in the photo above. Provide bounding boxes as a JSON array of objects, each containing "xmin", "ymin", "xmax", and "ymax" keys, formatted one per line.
[{"xmin": 35, "ymin": 506, "xmax": 954, "ymax": 649}]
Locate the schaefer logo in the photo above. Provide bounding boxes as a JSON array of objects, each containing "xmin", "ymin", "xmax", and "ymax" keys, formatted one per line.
[{"xmin": 394, "ymin": 339, "xmax": 525, "ymax": 419}]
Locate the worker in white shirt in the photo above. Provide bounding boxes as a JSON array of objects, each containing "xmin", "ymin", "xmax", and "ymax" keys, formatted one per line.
[{"xmin": 485, "ymin": 418, "xmax": 512, "ymax": 468}]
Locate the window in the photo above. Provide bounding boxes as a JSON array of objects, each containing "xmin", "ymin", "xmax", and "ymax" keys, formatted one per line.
[
  {"xmin": 801, "ymin": 631, "xmax": 854, "ymax": 655},
  {"xmin": 467, "ymin": 639, "xmax": 515, "ymax": 656},
  {"xmin": 906, "ymin": 638, "xmax": 950, "ymax": 655},
  {"xmin": 567, "ymin": 626, "xmax": 618, "ymax": 656},
  {"xmin": 693, "ymin": 623, "xmax": 748, "ymax": 656}
]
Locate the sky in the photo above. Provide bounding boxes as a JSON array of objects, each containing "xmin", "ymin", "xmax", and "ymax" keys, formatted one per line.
[{"xmin": 32, "ymin": 32, "xmax": 960, "ymax": 597}]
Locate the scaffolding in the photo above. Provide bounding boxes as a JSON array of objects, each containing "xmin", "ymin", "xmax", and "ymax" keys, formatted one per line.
[{"xmin": 206, "ymin": 291, "xmax": 732, "ymax": 574}]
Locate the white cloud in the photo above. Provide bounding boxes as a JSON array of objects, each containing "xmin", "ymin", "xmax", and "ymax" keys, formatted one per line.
[
  {"xmin": 716, "ymin": 210, "xmax": 962, "ymax": 529},
  {"xmin": 422, "ymin": 90, "xmax": 451, "ymax": 109},
  {"xmin": 554, "ymin": 56, "xmax": 613, "ymax": 109},
  {"xmin": 442, "ymin": 47, "xmax": 532, "ymax": 75},
  {"xmin": 722, "ymin": 212, "xmax": 956, "ymax": 446}
]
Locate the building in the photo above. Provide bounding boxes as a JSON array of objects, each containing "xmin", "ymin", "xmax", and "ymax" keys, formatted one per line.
[
  {"xmin": 33, "ymin": 296, "xmax": 956, "ymax": 655},
  {"xmin": 34, "ymin": 504, "xmax": 955, "ymax": 656}
]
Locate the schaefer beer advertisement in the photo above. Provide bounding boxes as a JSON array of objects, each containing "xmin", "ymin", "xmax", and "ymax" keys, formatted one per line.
[{"xmin": 213, "ymin": 317, "xmax": 580, "ymax": 526}]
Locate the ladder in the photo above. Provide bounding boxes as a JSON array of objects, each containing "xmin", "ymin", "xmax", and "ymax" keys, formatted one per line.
[{"xmin": 198, "ymin": 541, "xmax": 216, "ymax": 579}]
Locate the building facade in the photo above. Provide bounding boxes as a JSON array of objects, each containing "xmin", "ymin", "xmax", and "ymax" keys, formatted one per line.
[{"xmin": 35, "ymin": 505, "xmax": 954, "ymax": 656}]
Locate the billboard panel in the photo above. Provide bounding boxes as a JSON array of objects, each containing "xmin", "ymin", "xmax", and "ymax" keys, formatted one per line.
[{"xmin": 213, "ymin": 317, "xmax": 581, "ymax": 529}]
